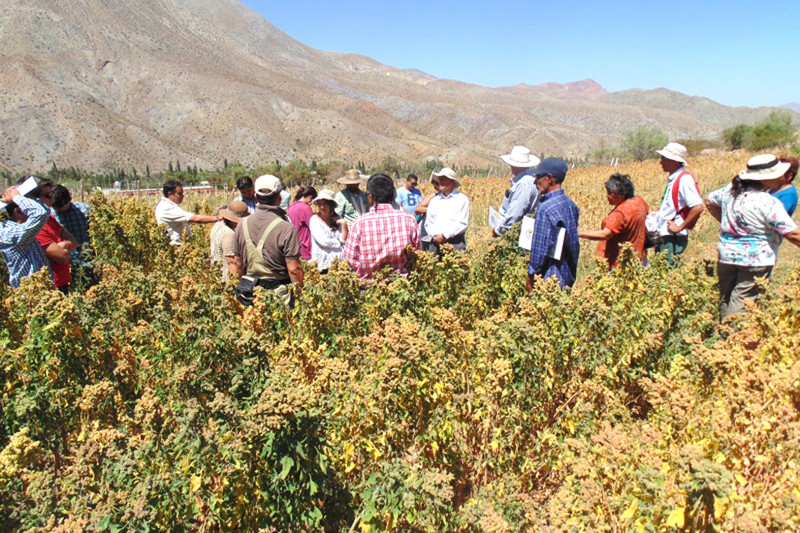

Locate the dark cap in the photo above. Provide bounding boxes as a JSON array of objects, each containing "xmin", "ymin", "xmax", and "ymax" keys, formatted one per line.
[{"xmin": 532, "ymin": 157, "xmax": 568, "ymax": 182}]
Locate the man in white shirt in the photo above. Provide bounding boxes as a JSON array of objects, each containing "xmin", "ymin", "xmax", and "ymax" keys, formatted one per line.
[
  {"xmin": 423, "ymin": 168, "xmax": 470, "ymax": 254},
  {"xmin": 155, "ymin": 180, "xmax": 219, "ymax": 245},
  {"xmin": 654, "ymin": 143, "xmax": 704, "ymax": 265}
]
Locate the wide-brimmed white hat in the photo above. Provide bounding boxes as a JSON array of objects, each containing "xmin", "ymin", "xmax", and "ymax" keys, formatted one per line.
[
  {"xmin": 738, "ymin": 154, "xmax": 791, "ymax": 181},
  {"xmin": 337, "ymin": 169, "xmax": 363, "ymax": 185},
  {"xmin": 500, "ymin": 145, "xmax": 541, "ymax": 168},
  {"xmin": 255, "ymin": 174, "xmax": 281, "ymax": 196},
  {"xmin": 431, "ymin": 167, "xmax": 460, "ymax": 188},
  {"xmin": 656, "ymin": 142, "xmax": 688, "ymax": 164},
  {"xmin": 312, "ymin": 188, "xmax": 338, "ymax": 208}
]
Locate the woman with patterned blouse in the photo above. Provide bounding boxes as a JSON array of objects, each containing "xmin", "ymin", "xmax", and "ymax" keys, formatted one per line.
[{"xmin": 705, "ymin": 154, "xmax": 800, "ymax": 319}]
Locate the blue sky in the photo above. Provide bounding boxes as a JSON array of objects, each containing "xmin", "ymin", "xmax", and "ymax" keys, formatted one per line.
[{"xmin": 240, "ymin": 0, "xmax": 797, "ymax": 108}]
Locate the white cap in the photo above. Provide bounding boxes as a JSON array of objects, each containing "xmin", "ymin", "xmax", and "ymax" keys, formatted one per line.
[{"xmin": 254, "ymin": 174, "xmax": 282, "ymax": 196}]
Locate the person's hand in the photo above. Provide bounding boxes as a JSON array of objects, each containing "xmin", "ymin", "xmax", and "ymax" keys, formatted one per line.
[
  {"xmin": 667, "ymin": 220, "xmax": 681, "ymax": 234},
  {"xmin": 2, "ymin": 187, "xmax": 19, "ymax": 203},
  {"xmin": 433, "ymin": 234, "xmax": 446, "ymax": 245},
  {"xmin": 492, "ymin": 228, "xmax": 500, "ymax": 238},
  {"xmin": 56, "ymin": 241, "xmax": 70, "ymax": 250}
]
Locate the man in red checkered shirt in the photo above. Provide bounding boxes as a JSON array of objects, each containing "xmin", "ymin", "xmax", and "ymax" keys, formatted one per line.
[{"xmin": 344, "ymin": 173, "xmax": 421, "ymax": 279}]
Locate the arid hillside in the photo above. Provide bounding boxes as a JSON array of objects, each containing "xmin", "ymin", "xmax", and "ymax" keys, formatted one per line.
[{"xmin": 0, "ymin": 0, "xmax": 788, "ymax": 171}]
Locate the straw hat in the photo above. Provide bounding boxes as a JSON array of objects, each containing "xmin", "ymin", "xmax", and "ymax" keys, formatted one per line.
[
  {"xmin": 337, "ymin": 169, "xmax": 362, "ymax": 185},
  {"xmin": 500, "ymin": 146, "xmax": 541, "ymax": 168},
  {"xmin": 431, "ymin": 167, "xmax": 460, "ymax": 188},
  {"xmin": 312, "ymin": 188, "xmax": 338, "ymax": 208},
  {"xmin": 656, "ymin": 142, "xmax": 688, "ymax": 165},
  {"xmin": 738, "ymin": 154, "xmax": 791, "ymax": 181},
  {"xmin": 220, "ymin": 200, "xmax": 250, "ymax": 223}
]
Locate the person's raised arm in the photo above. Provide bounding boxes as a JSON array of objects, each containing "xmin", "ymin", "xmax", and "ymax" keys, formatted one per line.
[
  {"xmin": 783, "ymin": 228, "xmax": 800, "ymax": 248},
  {"xmin": 189, "ymin": 214, "xmax": 220, "ymax": 224},
  {"xmin": 1, "ymin": 194, "xmax": 49, "ymax": 247},
  {"xmin": 415, "ymin": 192, "xmax": 436, "ymax": 215},
  {"xmin": 579, "ymin": 228, "xmax": 614, "ymax": 241}
]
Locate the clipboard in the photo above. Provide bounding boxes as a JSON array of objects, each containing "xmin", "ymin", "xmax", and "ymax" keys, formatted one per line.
[{"xmin": 517, "ymin": 215, "xmax": 535, "ymax": 250}]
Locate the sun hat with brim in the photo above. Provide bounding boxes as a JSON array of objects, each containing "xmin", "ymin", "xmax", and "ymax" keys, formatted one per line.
[
  {"xmin": 656, "ymin": 142, "xmax": 688, "ymax": 165},
  {"xmin": 738, "ymin": 154, "xmax": 792, "ymax": 181},
  {"xmin": 337, "ymin": 169, "xmax": 363, "ymax": 185},
  {"xmin": 312, "ymin": 188, "xmax": 338, "ymax": 208},
  {"xmin": 500, "ymin": 145, "xmax": 541, "ymax": 168},
  {"xmin": 220, "ymin": 200, "xmax": 250, "ymax": 223},
  {"xmin": 431, "ymin": 167, "xmax": 460, "ymax": 188}
]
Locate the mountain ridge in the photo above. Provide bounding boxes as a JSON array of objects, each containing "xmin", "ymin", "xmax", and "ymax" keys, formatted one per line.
[{"xmin": 0, "ymin": 0, "xmax": 791, "ymax": 172}]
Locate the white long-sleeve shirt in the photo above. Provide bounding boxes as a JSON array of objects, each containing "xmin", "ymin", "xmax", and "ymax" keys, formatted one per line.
[
  {"xmin": 423, "ymin": 190, "xmax": 470, "ymax": 241},
  {"xmin": 309, "ymin": 214, "xmax": 345, "ymax": 270}
]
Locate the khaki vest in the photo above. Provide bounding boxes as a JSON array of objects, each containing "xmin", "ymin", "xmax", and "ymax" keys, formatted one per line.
[{"xmin": 242, "ymin": 216, "xmax": 284, "ymax": 279}]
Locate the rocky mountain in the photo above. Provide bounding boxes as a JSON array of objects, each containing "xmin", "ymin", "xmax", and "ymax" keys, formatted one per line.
[
  {"xmin": 783, "ymin": 103, "xmax": 800, "ymax": 113},
  {"xmin": 0, "ymin": 0, "xmax": 789, "ymax": 171}
]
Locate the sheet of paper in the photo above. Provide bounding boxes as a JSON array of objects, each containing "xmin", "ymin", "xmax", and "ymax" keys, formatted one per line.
[
  {"xmin": 517, "ymin": 216, "xmax": 535, "ymax": 251},
  {"xmin": 488, "ymin": 206, "xmax": 501, "ymax": 230},
  {"xmin": 0, "ymin": 176, "xmax": 40, "ymax": 210},
  {"xmin": 548, "ymin": 227, "xmax": 567, "ymax": 261}
]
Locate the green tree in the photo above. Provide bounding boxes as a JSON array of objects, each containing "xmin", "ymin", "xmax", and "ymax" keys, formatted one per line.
[
  {"xmin": 750, "ymin": 111, "xmax": 796, "ymax": 150},
  {"xmin": 723, "ymin": 124, "xmax": 753, "ymax": 150},
  {"xmin": 380, "ymin": 155, "xmax": 402, "ymax": 179},
  {"xmin": 621, "ymin": 126, "xmax": 668, "ymax": 161}
]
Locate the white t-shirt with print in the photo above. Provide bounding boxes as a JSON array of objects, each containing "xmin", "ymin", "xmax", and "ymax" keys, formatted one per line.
[{"xmin": 707, "ymin": 185, "xmax": 798, "ymax": 267}]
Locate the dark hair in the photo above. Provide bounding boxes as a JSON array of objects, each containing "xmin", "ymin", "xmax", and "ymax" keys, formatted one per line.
[
  {"xmin": 257, "ymin": 191, "xmax": 281, "ymax": 205},
  {"xmin": 162, "ymin": 180, "xmax": 183, "ymax": 197},
  {"xmin": 293, "ymin": 186, "xmax": 318, "ymax": 201},
  {"xmin": 604, "ymin": 173, "xmax": 635, "ymax": 200},
  {"xmin": 236, "ymin": 176, "xmax": 253, "ymax": 190},
  {"xmin": 367, "ymin": 173, "xmax": 395, "ymax": 204},
  {"xmin": 407, "ymin": 174, "xmax": 418, "ymax": 181},
  {"xmin": 779, "ymin": 156, "xmax": 798, "ymax": 184},
  {"xmin": 50, "ymin": 184, "xmax": 72, "ymax": 209},
  {"xmin": 730, "ymin": 176, "xmax": 764, "ymax": 198}
]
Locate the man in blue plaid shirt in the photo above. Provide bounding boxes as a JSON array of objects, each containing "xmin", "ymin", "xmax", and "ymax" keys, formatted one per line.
[
  {"xmin": 51, "ymin": 185, "xmax": 91, "ymax": 253},
  {"xmin": 0, "ymin": 186, "xmax": 51, "ymax": 287},
  {"xmin": 526, "ymin": 158, "xmax": 580, "ymax": 289}
]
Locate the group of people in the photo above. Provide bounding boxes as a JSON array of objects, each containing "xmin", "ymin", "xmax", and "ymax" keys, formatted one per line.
[
  {"xmin": 1, "ymin": 141, "xmax": 798, "ymax": 320},
  {"xmin": 0, "ymin": 177, "xmax": 92, "ymax": 293}
]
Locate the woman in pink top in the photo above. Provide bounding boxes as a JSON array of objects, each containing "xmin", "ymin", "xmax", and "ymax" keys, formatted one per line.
[{"xmin": 287, "ymin": 186, "xmax": 317, "ymax": 259}]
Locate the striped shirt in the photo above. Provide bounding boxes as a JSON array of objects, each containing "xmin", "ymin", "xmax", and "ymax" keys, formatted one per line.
[
  {"xmin": 344, "ymin": 203, "xmax": 421, "ymax": 279},
  {"xmin": 0, "ymin": 196, "xmax": 51, "ymax": 287}
]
